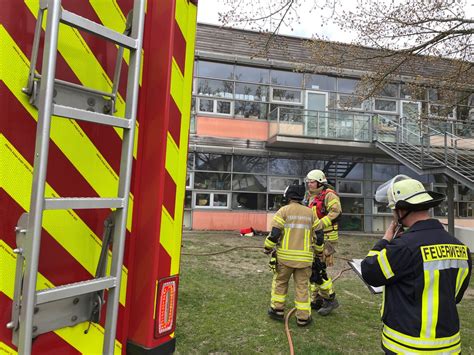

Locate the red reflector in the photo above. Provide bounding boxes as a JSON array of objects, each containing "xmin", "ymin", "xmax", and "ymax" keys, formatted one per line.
[{"xmin": 155, "ymin": 276, "xmax": 179, "ymax": 338}]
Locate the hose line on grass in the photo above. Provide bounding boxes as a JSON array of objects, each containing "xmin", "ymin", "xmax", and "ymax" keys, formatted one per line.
[{"xmin": 183, "ymin": 245, "xmax": 354, "ymax": 355}]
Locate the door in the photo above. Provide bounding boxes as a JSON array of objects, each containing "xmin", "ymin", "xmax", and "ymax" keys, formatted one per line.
[
  {"xmin": 401, "ymin": 101, "xmax": 421, "ymax": 144},
  {"xmin": 305, "ymin": 91, "xmax": 328, "ymax": 137}
]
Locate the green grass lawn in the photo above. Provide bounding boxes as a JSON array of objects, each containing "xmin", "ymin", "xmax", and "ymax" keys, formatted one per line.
[{"xmin": 175, "ymin": 231, "xmax": 474, "ymax": 354}]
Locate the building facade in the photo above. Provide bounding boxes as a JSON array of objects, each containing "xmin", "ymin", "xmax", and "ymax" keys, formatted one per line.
[{"xmin": 184, "ymin": 24, "xmax": 474, "ymax": 233}]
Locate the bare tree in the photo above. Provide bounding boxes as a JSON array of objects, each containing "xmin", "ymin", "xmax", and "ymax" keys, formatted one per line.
[{"xmin": 217, "ymin": 0, "xmax": 473, "ymax": 106}]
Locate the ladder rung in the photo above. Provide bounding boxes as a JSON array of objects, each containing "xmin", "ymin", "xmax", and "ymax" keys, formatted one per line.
[
  {"xmin": 44, "ymin": 197, "xmax": 125, "ymax": 210},
  {"xmin": 61, "ymin": 10, "xmax": 137, "ymax": 50},
  {"xmin": 53, "ymin": 104, "xmax": 131, "ymax": 129},
  {"xmin": 36, "ymin": 276, "xmax": 116, "ymax": 305}
]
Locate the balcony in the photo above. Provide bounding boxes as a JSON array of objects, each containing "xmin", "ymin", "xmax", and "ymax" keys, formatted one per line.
[{"xmin": 267, "ymin": 107, "xmax": 378, "ymax": 154}]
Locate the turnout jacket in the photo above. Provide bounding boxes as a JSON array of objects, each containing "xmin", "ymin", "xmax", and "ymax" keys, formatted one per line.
[
  {"xmin": 361, "ymin": 219, "xmax": 472, "ymax": 354},
  {"xmin": 305, "ymin": 188, "xmax": 341, "ymax": 242},
  {"xmin": 265, "ymin": 201, "xmax": 320, "ymax": 268}
]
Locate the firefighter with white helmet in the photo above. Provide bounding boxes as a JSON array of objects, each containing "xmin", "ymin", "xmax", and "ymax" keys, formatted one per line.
[
  {"xmin": 264, "ymin": 183, "xmax": 323, "ymax": 326},
  {"xmin": 362, "ymin": 175, "xmax": 472, "ymax": 354},
  {"xmin": 304, "ymin": 169, "xmax": 342, "ymax": 315}
]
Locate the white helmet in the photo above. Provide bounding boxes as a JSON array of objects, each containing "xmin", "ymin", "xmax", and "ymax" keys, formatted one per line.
[
  {"xmin": 375, "ymin": 175, "xmax": 445, "ymax": 211},
  {"xmin": 305, "ymin": 169, "xmax": 327, "ymax": 184}
]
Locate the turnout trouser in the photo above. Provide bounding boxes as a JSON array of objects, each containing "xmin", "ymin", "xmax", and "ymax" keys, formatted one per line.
[
  {"xmin": 271, "ymin": 263, "xmax": 312, "ymax": 320},
  {"xmin": 311, "ymin": 241, "xmax": 337, "ymax": 301}
]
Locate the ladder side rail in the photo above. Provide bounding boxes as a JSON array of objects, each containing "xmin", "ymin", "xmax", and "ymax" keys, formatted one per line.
[
  {"xmin": 102, "ymin": 1, "xmax": 146, "ymax": 353},
  {"xmin": 24, "ymin": 6, "xmax": 45, "ymax": 95},
  {"xmin": 18, "ymin": 1, "xmax": 62, "ymax": 353}
]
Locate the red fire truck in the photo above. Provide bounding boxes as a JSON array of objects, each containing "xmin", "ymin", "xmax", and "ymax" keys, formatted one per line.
[{"xmin": 0, "ymin": 0, "xmax": 197, "ymax": 353}]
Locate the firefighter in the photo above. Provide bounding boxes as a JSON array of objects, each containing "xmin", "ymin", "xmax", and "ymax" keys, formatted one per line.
[
  {"xmin": 362, "ymin": 175, "xmax": 472, "ymax": 354},
  {"xmin": 264, "ymin": 183, "xmax": 322, "ymax": 326},
  {"xmin": 304, "ymin": 169, "xmax": 342, "ymax": 315}
]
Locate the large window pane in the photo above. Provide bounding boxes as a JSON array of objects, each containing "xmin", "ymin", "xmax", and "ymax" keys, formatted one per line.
[
  {"xmin": 195, "ymin": 193, "xmax": 210, "ymax": 206},
  {"xmin": 199, "ymin": 98, "xmax": 213, "ymax": 112},
  {"xmin": 338, "ymin": 181, "xmax": 362, "ymax": 194},
  {"xmin": 197, "ymin": 61, "xmax": 234, "ymax": 79},
  {"xmin": 373, "ymin": 164, "xmax": 398, "ymax": 180},
  {"xmin": 232, "ymin": 192, "xmax": 266, "ymax": 210},
  {"xmin": 344, "ymin": 163, "xmax": 364, "ymax": 179},
  {"xmin": 235, "ymin": 65, "xmax": 269, "ymax": 83},
  {"xmin": 233, "ymin": 156, "xmax": 268, "ymax": 173},
  {"xmin": 235, "ymin": 83, "xmax": 268, "ymax": 101},
  {"xmin": 340, "ymin": 197, "xmax": 364, "ymax": 214},
  {"xmin": 184, "ymin": 190, "xmax": 192, "ymax": 208},
  {"xmin": 374, "ymin": 99, "xmax": 397, "ymax": 112},
  {"xmin": 340, "ymin": 214, "xmax": 363, "ymax": 231},
  {"xmin": 197, "ymin": 78, "xmax": 233, "ymax": 98},
  {"xmin": 379, "ymin": 83, "xmax": 399, "ymax": 98},
  {"xmin": 338, "ymin": 78, "xmax": 359, "ymax": 93},
  {"xmin": 268, "ymin": 176, "xmax": 300, "ymax": 192},
  {"xmin": 302, "ymin": 160, "xmax": 326, "ymax": 175},
  {"xmin": 305, "ymin": 74, "xmax": 336, "ymax": 91},
  {"xmin": 272, "ymin": 88, "xmax": 302, "ymax": 103},
  {"xmin": 194, "ymin": 172, "xmax": 231, "ymax": 190},
  {"xmin": 235, "ymin": 101, "xmax": 268, "ymax": 119},
  {"xmin": 195, "ymin": 153, "xmax": 231, "ymax": 171},
  {"xmin": 271, "ymin": 69, "xmax": 303, "ymax": 87},
  {"xmin": 232, "ymin": 174, "xmax": 267, "ymax": 192},
  {"xmin": 269, "ymin": 158, "xmax": 302, "ymax": 176},
  {"xmin": 213, "ymin": 193, "xmax": 229, "ymax": 207}
]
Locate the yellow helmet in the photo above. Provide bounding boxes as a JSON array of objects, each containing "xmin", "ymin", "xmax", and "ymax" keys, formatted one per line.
[
  {"xmin": 375, "ymin": 175, "xmax": 445, "ymax": 211},
  {"xmin": 305, "ymin": 169, "xmax": 327, "ymax": 184}
]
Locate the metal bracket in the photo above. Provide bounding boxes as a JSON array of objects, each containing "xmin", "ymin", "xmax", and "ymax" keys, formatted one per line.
[{"xmin": 7, "ymin": 213, "xmax": 29, "ymax": 339}]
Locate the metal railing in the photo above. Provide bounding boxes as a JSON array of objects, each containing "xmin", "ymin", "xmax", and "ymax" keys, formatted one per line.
[{"xmin": 268, "ymin": 107, "xmax": 373, "ymax": 142}]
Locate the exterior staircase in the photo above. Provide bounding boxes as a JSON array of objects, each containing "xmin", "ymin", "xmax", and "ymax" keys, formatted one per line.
[{"xmin": 374, "ymin": 116, "xmax": 474, "ymax": 190}]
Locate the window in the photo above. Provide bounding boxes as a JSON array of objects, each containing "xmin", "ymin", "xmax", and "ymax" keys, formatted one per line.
[
  {"xmin": 305, "ymin": 74, "xmax": 336, "ymax": 91},
  {"xmin": 194, "ymin": 172, "xmax": 231, "ymax": 190},
  {"xmin": 186, "ymin": 172, "xmax": 193, "ymax": 188},
  {"xmin": 340, "ymin": 197, "xmax": 364, "ymax": 214},
  {"xmin": 338, "ymin": 94, "xmax": 364, "ymax": 110},
  {"xmin": 401, "ymin": 84, "xmax": 425, "ymax": 100},
  {"xmin": 268, "ymin": 194, "xmax": 284, "ymax": 211},
  {"xmin": 197, "ymin": 98, "xmax": 232, "ymax": 115},
  {"xmin": 338, "ymin": 181, "xmax": 362, "ymax": 195},
  {"xmin": 232, "ymin": 192, "xmax": 266, "ymax": 210},
  {"xmin": 196, "ymin": 78, "xmax": 233, "ymax": 98},
  {"xmin": 270, "ymin": 69, "xmax": 303, "ymax": 87},
  {"xmin": 195, "ymin": 153, "xmax": 231, "ymax": 171},
  {"xmin": 232, "ymin": 174, "xmax": 267, "ymax": 192},
  {"xmin": 271, "ymin": 87, "xmax": 302, "ymax": 104},
  {"xmin": 268, "ymin": 176, "xmax": 301, "ymax": 192},
  {"xmin": 184, "ymin": 191, "xmax": 192, "ymax": 209},
  {"xmin": 344, "ymin": 162, "xmax": 364, "ymax": 179},
  {"xmin": 379, "ymin": 83, "xmax": 399, "ymax": 98},
  {"xmin": 372, "ymin": 164, "xmax": 398, "ymax": 181},
  {"xmin": 233, "ymin": 155, "xmax": 268, "ymax": 173},
  {"xmin": 269, "ymin": 158, "xmax": 302, "ymax": 176},
  {"xmin": 194, "ymin": 192, "xmax": 230, "ymax": 208},
  {"xmin": 337, "ymin": 78, "xmax": 359, "ymax": 93},
  {"xmin": 235, "ymin": 65, "xmax": 269, "ymax": 84},
  {"xmin": 374, "ymin": 99, "xmax": 397, "ymax": 112},
  {"xmin": 234, "ymin": 101, "xmax": 268, "ymax": 119},
  {"xmin": 235, "ymin": 83, "xmax": 268, "ymax": 101},
  {"xmin": 196, "ymin": 61, "xmax": 234, "ymax": 79}
]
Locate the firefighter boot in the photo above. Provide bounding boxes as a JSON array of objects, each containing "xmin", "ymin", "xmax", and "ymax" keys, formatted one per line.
[
  {"xmin": 296, "ymin": 316, "xmax": 313, "ymax": 327},
  {"xmin": 267, "ymin": 307, "xmax": 284, "ymax": 321},
  {"xmin": 317, "ymin": 293, "xmax": 339, "ymax": 316},
  {"xmin": 311, "ymin": 294, "xmax": 324, "ymax": 310}
]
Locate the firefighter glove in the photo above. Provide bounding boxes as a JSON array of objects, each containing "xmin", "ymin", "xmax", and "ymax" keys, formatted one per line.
[
  {"xmin": 263, "ymin": 247, "xmax": 273, "ymax": 255},
  {"xmin": 268, "ymin": 255, "xmax": 277, "ymax": 273}
]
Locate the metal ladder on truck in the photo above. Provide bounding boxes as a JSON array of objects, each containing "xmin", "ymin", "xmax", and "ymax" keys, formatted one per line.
[{"xmin": 6, "ymin": 1, "xmax": 145, "ymax": 353}]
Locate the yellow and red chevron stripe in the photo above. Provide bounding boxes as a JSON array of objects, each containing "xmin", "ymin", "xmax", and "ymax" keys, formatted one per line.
[
  {"xmin": 126, "ymin": 0, "xmax": 197, "ymax": 350},
  {"xmin": 0, "ymin": 0, "xmax": 154, "ymax": 353}
]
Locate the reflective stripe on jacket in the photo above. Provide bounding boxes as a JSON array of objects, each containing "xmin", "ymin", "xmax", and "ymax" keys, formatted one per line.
[
  {"xmin": 361, "ymin": 219, "xmax": 472, "ymax": 354},
  {"xmin": 268, "ymin": 201, "xmax": 320, "ymax": 268},
  {"xmin": 306, "ymin": 188, "xmax": 341, "ymax": 241}
]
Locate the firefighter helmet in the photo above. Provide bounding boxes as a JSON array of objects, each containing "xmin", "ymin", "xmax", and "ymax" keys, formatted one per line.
[
  {"xmin": 305, "ymin": 169, "xmax": 327, "ymax": 184},
  {"xmin": 375, "ymin": 175, "xmax": 445, "ymax": 211},
  {"xmin": 284, "ymin": 183, "xmax": 306, "ymax": 201}
]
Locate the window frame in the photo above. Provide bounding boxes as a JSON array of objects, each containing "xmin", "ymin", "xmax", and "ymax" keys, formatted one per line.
[
  {"xmin": 196, "ymin": 97, "xmax": 233, "ymax": 116},
  {"xmin": 337, "ymin": 180, "xmax": 363, "ymax": 196},
  {"xmin": 270, "ymin": 86, "xmax": 303, "ymax": 105},
  {"xmin": 193, "ymin": 191, "xmax": 231, "ymax": 209},
  {"xmin": 373, "ymin": 98, "xmax": 398, "ymax": 113}
]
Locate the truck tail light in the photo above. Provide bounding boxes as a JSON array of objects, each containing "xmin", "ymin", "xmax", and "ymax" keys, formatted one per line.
[{"xmin": 154, "ymin": 276, "xmax": 179, "ymax": 338}]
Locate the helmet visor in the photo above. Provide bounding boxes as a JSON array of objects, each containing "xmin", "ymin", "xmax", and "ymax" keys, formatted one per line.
[{"xmin": 375, "ymin": 175, "xmax": 411, "ymax": 207}]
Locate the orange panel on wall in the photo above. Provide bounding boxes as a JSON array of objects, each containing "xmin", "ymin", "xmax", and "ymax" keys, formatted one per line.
[
  {"xmin": 192, "ymin": 210, "xmax": 268, "ymax": 231},
  {"xmin": 196, "ymin": 116, "xmax": 269, "ymax": 140}
]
